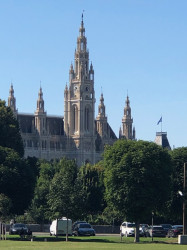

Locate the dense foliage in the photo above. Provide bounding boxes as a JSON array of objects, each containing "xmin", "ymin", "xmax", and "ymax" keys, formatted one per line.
[
  {"xmin": 0, "ymin": 100, "xmax": 24, "ymax": 157},
  {"xmin": 0, "ymin": 100, "xmax": 186, "ymax": 228},
  {"xmin": 103, "ymin": 140, "xmax": 172, "ymax": 241},
  {"xmin": 0, "ymin": 100, "xmax": 37, "ymax": 218},
  {"xmin": 168, "ymin": 147, "xmax": 187, "ymax": 222}
]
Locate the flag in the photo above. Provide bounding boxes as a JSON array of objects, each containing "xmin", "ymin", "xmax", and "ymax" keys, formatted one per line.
[{"xmin": 157, "ymin": 117, "xmax": 162, "ymax": 125}]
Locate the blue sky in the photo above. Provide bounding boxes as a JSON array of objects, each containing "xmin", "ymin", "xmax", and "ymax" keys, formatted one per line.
[{"xmin": 0, "ymin": 0, "xmax": 187, "ymax": 148}]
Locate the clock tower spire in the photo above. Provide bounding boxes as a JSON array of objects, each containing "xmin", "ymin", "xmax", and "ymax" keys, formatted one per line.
[{"xmin": 64, "ymin": 15, "xmax": 96, "ymax": 165}]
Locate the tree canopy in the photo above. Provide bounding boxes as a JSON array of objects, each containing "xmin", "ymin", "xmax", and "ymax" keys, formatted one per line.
[
  {"xmin": 168, "ymin": 147, "xmax": 187, "ymax": 222},
  {"xmin": 0, "ymin": 100, "xmax": 24, "ymax": 157},
  {"xmin": 47, "ymin": 158, "xmax": 85, "ymax": 221},
  {"xmin": 104, "ymin": 140, "xmax": 172, "ymax": 241},
  {"xmin": 0, "ymin": 146, "xmax": 37, "ymax": 214}
]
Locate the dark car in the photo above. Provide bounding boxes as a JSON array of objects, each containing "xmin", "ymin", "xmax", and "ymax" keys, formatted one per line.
[
  {"xmin": 167, "ymin": 225, "xmax": 183, "ymax": 237},
  {"xmin": 72, "ymin": 221, "xmax": 87, "ymax": 230},
  {"xmin": 73, "ymin": 223, "xmax": 95, "ymax": 236},
  {"xmin": 140, "ymin": 224, "xmax": 149, "ymax": 237},
  {"xmin": 146, "ymin": 226, "xmax": 166, "ymax": 237},
  {"xmin": 160, "ymin": 224, "xmax": 172, "ymax": 234},
  {"xmin": 9, "ymin": 223, "xmax": 29, "ymax": 235}
]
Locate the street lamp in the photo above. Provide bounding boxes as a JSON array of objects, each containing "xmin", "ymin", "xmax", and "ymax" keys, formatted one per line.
[
  {"xmin": 151, "ymin": 212, "xmax": 154, "ymax": 241},
  {"xmin": 183, "ymin": 163, "xmax": 186, "ymax": 235},
  {"xmin": 178, "ymin": 163, "xmax": 186, "ymax": 235}
]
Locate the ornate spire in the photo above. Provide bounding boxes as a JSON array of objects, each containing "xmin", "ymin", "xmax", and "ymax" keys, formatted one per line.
[
  {"xmin": 126, "ymin": 95, "xmax": 130, "ymax": 107},
  {"xmin": 98, "ymin": 93, "xmax": 105, "ymax": 117},
  {"xmin": 79, "ymin": 12, "xmax": 85, "ymax": 37},
  {"xmin": 36, "ymin": 87, "xmax": 44, "ymax": 112},
  {"xmin": 121, "ymin": 95, "xmax": 135, "ymax": 140},
  {"xmin": 124, "ymin": 95, "xmax": 131, "ymax": 117},
  {"xmin": 8, "ymin": 83, "xmax": 17, "ymax": 113}
]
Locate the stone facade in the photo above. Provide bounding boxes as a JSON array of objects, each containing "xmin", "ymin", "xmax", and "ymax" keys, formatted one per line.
[{"xmin": 7, "ymin": 16, "xmax": 136, "ymax": 166}]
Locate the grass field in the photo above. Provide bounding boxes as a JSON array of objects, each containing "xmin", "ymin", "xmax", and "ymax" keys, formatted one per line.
[{"xmin": 0, "ymin": 235, "xmax": 185, "ymax": 250}]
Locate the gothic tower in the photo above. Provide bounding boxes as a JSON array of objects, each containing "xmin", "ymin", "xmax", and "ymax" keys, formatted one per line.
[
  {"xmin": 64, "ymin": 15, "xmax": 96, "ymax": 165},
  {"xmin": 120, "ymin": 95, "xmax": 135, "ymax": 140},
  {"xmin": 8, "ymin": 84, "xmax": 17, "ymax": 116},
  {"xmin": 96, "ymin": 93, "xmax": 107, "ymax": 138},
  {"xmin": 35, "ymin": 87, "xmax": 47, "ymax": 135}
]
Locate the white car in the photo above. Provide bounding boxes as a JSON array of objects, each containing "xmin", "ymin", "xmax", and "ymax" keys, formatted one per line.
[
  {"xmin": 120, "ymin": 222, "xmax": 144, "ymax": 237},
  {"xmin": 120, "ymin": 222, "xmax": 135, "ymax": 237}
]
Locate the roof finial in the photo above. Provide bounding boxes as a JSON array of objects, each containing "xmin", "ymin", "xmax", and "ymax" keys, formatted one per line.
[{"xmin": 82, "ymin": 10, "xmax": 85, "ymax": 22}]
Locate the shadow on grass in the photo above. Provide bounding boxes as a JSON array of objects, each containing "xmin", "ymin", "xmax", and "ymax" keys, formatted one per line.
[
  {"xmin": 6, "ymin": 235, "xmax": 178, "ymax": 245},
  {"xmin": 7, "ymin": 235, "xmax": 116, "ymax": 243}
]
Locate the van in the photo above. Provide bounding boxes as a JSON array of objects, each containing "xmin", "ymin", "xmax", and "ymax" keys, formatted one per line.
[{"xmin": 50, "ymin": 217, "xmax": 72, "ymax": 236}]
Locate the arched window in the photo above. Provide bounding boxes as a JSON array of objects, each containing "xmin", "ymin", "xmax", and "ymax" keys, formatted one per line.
[
  {"xmin": 90, "ymin": 73, "xmax": 94, "ymax": 80},
  {"xmin": 84, "ymin": 106, "xmax": 90, "ymax": 131},
  {"xmin": 73, "ymin": 105, "xmax": 78, "ymax": 133},
  {"xmin": 81, "ymin": 41, "xmax": 84, "ymax": 51}
]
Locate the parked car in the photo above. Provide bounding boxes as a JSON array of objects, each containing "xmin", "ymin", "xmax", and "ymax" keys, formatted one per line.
[
  {"xmin": 9, "ymin": 223, "xmax": 29, "ymax": 235},
  {"xmin": 73, "ymin": 223, "xmax": 95, "ymax": 236},
  {"xmin": 72, "ymin": 221, "xmax": 87, "ymax": 230},
  {"xmin": 146, "ymin": 225, "xmax": 166, "ymax": 237},
  {"xmin": 120, "ymin": 222, "xmax": 135, "ymax": 237},
  {"xmin": 167, "ymin": 225, "xmax": 183, "ymax": 238},
  {"xmin": 120, "ymin": 222, "xmax": 144, "ymax": 237},
  {"xmin": 50, "ymin": 217, "xmax": 72, "ymax": 236},
  {"xmin": 140, "ymin": 224, "xmax": 149, "ymax": 237},
  {"xmin": 160, "ymin": 224, "xmax": 172, "ymax": 234}
]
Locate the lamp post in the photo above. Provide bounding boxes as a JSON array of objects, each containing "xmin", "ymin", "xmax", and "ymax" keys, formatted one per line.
[
  {"xmin": 183, "ymin": 163, "xmax": 186, "ymax": 235},
  {"xmin": 151, "ymin": 212, "xmax": 154, "ymax": 241}
]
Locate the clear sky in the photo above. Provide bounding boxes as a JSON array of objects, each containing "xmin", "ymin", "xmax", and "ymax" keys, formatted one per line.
[{"xmin": 1, "ymin": 0, "xmax": 187, "ymax": 149}]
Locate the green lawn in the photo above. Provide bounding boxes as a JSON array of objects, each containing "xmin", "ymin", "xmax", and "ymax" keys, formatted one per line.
[{"xmin": 0, "ymin": 235, "xmax": 184, "ymax": 250}]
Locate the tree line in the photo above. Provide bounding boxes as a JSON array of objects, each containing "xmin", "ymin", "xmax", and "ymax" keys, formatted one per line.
[{"xmin": 0, "ymin": 99, "xmax": 186, "ymax": 232}]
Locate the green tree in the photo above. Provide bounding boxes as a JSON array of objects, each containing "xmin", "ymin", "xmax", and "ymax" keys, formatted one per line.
[
  {"xmin": 28, "ymin": 161, "xmax": 56, "ymax": 224},
  {"xmin": 0, "ymin": 146, "xmax": 36, "ymax": 214},
  {"xmin": 104, "ymin": 140, "xmax": 172, "ymax": 242},
  {"xmin": 0, "ymin": 193, "xmax": 12, "ymax": 219},
  {"xmin": 78, "ymin": 162, "xmax": 105, "ymax": 219},
  {"xmin": 168, "ymin": 147, "xmax": 187, "ymax": 223},
  {"xmin": 0, "ymin": 100, "xmax": 24, "ymax": 157},
  {"xmin": 48, "ymin": 158, "xmax": 85, "ymax": 221}
]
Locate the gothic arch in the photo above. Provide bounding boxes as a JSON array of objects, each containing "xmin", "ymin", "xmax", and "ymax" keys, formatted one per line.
[
  {"xmin": 72, "ymin": 104, "xmax": 78, "ymax": 133},
  {"xmin": 84, "ymin": 105, "xmax": 91, "ymax": 132}
]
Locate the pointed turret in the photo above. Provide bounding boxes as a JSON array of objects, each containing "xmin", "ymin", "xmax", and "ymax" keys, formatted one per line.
[
  {"xmin": 97, "ymin": 93, "xmax": 106, "ymax": 117},
  {"xmin": 120, "ymin": 95, "xmax": 136, "ymax": 140},
  {"xmin": 89, "ymin": 62, "xmax": 94, "ymax": 81},
  {"xmin": 79, "ymin": 13, "xmax": 85, "ymax": 37},
  {"xmin": 69, "ymin": 63, "xmax": 74, "ymax": 82},
  {"xmin": 96, "ymin": 93, "xmax": 107, "ymax": 138},
  {"xmin": 8, "ymin": 84, "xmax": 17, "ymax": 116},
  {"xmin": 35, "ymin": 87, "xmax": 46, "ymax": 135},
  {"xmin": 36, "ymin": 87, "xmax": 44, "ymax": 113}
]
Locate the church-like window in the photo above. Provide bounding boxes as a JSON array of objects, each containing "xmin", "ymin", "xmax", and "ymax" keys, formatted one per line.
[
  {"xmin": 85, "ymin": 61, "xmax": 88, "ymax": 73},
  {"xmin": 73, "ymin": 105, "xmax": 78, "ymax": 133},
  {"xmin": 81, "ymin": 41, "xmax": 84, "ymax": 51},
  {"xmin": 90, "ymin": 73, "xmax": 94, "ymax": 80},
  {"xmin": 84, "ymin": 106, "xmax": 90, "ymax": 131}
]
